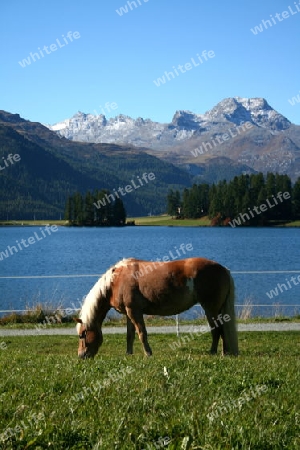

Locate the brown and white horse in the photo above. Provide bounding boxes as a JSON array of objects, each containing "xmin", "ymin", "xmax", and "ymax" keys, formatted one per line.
[{"xmin": 76, "ymin": 257, "xmax": 238, "ymax": 358}]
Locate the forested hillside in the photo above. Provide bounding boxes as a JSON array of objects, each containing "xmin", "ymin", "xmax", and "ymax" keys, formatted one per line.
[{"xmin": 0, "ymin": 113, "xmax": 192, "ymax": 219}]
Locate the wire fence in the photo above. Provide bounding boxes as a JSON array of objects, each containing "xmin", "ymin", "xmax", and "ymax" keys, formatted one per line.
[
  {"xmin": 1, "ymin": 271, "xmax": 299, "ymax": 317},
  {"xmin": 1, "ymin": 270, "xmax": 300, "ymax": 280}
]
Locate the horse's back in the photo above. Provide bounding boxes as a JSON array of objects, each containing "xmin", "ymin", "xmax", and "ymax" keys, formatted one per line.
[{"xmin": 110, "ymin": 257, "xmax": 231, "ymax": 316}]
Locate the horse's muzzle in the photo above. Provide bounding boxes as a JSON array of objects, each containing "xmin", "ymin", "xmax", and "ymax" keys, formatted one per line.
[{"xmin": 78, "ymin": 350, "xmax": 92, "ymax": 359}]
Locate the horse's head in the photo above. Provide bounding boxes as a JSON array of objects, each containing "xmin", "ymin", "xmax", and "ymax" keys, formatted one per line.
[{"xmin": 75, "ymin": 318, "xmax": 103, "ymax": 359}]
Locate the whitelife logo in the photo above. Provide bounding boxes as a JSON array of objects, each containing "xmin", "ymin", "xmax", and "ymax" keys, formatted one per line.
[
  {"xmin": 191, "ymin": 122, "xmax": 253, "ymax": 157},
  {"xmin": 250, "ymin": 2, "xmax": 300, "ymax": 35},
  {"xmin": 18, "ymin": 31, "xmax": 81, "ymax": 68},
  {"xmin": 93, "ymin": 172, "xmax": 155, "ymax": 210},
  {"xmin": 288, "ymin": 90, "xmax": 300, "ymax": 106},
  {"xmin": 153, "ymin": 50, "xmax": 215, "ymax": 87},
  {"xmin": 229, "ymin": 192, "xmax": 291, "ymax": 227},
  {"xmin": 168, "ymin": 313, "xmax": 231, "ymax": 351},
  {"xmin": 116, "ymin": 0, "xmax": 149, "ymax": 16},
  {"xmin": 0, "ymin": 226, "xmax": 59, "ymax": 261},
  {"xmin": 0, "ymin": 153, "xmax": 21, "ymax": 171},
  {"xmin": 266, "ymin": 275, "xmax": 300, "ymax": 299},
  {"xmin": 132, "ymin": 243, "xmax": 193, "ymax": 280}
]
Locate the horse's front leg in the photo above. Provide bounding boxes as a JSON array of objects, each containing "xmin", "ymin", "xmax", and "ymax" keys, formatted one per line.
[
  {"xmin": 210, "ymin": 327, "xmax": 221, "ymax": 354},
  {"xmin": 125, "ymin": 308, "xmax": 152, "ymax": 356},
  {"xmin": 126, "ymin": 315, "xmax": 135, "ymax": 355}
]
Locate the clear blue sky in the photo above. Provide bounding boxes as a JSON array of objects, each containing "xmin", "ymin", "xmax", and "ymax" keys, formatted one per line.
[{"xmin": 1, "ymin": 0, "xmax": 299, "ymax": 125}]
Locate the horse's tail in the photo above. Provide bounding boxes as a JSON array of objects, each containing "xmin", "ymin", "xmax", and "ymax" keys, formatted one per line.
[{"xmin": 222, "ymin": 271, "xmax": 238, "ymax": 355}]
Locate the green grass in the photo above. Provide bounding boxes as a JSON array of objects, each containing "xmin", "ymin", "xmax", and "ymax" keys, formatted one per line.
[
  {"xmin": 282, "ymin": 220, "xmax": 300, "ymax": 227},
  {"xmin": 130, "ymin": 215, "xmax": 212, "ymax": 226},
  {"xmin": 0, "ymin": 332, "xmax": 299, "ymax": 449},
  {"xmin": 129, "ymin": 215, "xmax": 300, "ymax": 227},
  {"xmin": 1, "ymin": 216, "xmax": 299, "ymax": 227},
  {"xmin": 0, "ymin": 220, "xmax": 67, "ymax": 227}
]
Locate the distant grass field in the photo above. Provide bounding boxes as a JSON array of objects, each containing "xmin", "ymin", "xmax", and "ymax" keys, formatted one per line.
[
  {"xmin": 130, "ymin": 215, "xmax": 211, "ymax": 226},
  {"xmin": 0, "ymin": 220, "xmax": 68, "ymax": 227},
  {"xmin": 131, "ymin": 216, "xmax": 300, "ymax": 227},
  {"xmin": 0, "ymin": 332, "xmax": 299, "ymax": 449},
  {"xmin": 1, "ymin": 216, "xmax": 299, "ymax": 227},
  {"xmin": 0, "ymin": 217, "xmax": 211, "ymax": 227}
]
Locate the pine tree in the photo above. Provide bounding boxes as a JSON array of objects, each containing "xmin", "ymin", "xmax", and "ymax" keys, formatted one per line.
[
  {"xmin": 73, "ymin": 192, "xmax": 84, "ymax": 225},
  {"xmin": 167, "ymin": 190, "xmax": 181, "ymax": 217},
  {"xmin": 64, "ymin": 195, "xmax": 74, "ymax": 222},
  {"xmin": 292, "ymin": 177, "xmax": 300, "ymax": 219},
  {"xmin": 112, "ymin": 198, "xmax": 126, "ymax": 226},
  {"xmin": 275, "ymin": 174, "xmax": 292, "ymax": 220},
  {"xmin": 84, "ymin": 191, "xmax": 95, "ymax": 225}
]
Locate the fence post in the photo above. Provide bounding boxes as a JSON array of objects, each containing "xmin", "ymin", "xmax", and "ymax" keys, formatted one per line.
[{"xmin": 176, "ymin": 314, "xmax": 180, "ymax": 337}]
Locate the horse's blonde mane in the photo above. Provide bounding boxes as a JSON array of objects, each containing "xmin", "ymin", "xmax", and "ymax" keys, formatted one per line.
[{"xmin": 77, "ymin": 258, "xmax": 134, "ymax": 329}]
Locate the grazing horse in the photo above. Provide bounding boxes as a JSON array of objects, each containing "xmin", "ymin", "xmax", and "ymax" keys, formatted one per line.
[{"xmin": 76, "ymin": 257, "xmax": 238, "ymax": 358}]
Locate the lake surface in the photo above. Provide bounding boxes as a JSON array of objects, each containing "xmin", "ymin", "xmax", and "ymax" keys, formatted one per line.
[{"xmin": 0, "ymin": 226, "xmax": 299, "ymax": 317}]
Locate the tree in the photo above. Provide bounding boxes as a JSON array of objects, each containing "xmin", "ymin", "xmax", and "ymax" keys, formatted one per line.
[
  {"xmin": 84, "ymin": 191, "xmax": 95, "ymax": 225},
  {"xmin": 167, "ymin": 190, "xmax": 181, "ymax": 216},
  {"xmin": 112, "ymin": 198, "xmax": 126, "ymax": 226},
  {"xmin": 73, "ymin": 192, "xmax": 84, "ymax": 225},
  {"xmin": 292, "ymin": 177, "xmax": 300, "ymax": 219},
  {"xmin": 275, "ymin": 174, "xmax": 292, "ymax": 220},
  {"xmin": 63, "ymin": 190, "xmax": 127, "ymax": 226},
  {"xmin": 64, "ymin": 195, "xmax": 74, "ymax": 222}
]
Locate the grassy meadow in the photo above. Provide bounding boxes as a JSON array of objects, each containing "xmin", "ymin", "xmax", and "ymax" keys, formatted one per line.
[
  {"xmin": 1, "ymin": 216, "xmax": 300, "ymax": 227},
  {"xmin": 130, "ymin": 215, "xmax": 300, "ymax": 227},
  {"xmin": 0, "ymin": 331, "xmax": 299, "ymax": 449},
  {"xmin": 130, "ymin": 215, "xmax": 211, "ymax": 227}
]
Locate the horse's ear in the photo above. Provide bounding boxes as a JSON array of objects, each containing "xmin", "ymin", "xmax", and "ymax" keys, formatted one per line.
[{"xmin": 74, "ymin": 318, "xmax": 82, "ymax": 324}]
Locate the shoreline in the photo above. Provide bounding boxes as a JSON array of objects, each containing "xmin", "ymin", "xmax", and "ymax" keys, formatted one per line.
[{"xmin": 1, "ymin": 217, "xmax": 300, "ymax": 228}]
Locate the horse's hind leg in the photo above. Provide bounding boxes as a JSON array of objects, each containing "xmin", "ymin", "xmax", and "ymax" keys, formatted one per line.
[
  {"xmin": 206, "ymin": 315, "xmax": 221, "ymax": 354},
  {"xmin": 126, "ymin": 315, "xmax": 135, "ymax": 355},
  {"xmin": 125, "ymin": 308, "xmax": 152, "ymax": 356},
  {"xmin": 209, "ymin": 321, "xmax": 229, "ymax": 355},
  {"xmin": 220, "ymin": 328, "xmax": 229, "ymax": 355}
]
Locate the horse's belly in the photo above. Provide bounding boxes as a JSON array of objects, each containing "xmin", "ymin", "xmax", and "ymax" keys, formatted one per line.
[{"xmin": 143, "ymin": 286, "xmax": 196, "ymax": 316}]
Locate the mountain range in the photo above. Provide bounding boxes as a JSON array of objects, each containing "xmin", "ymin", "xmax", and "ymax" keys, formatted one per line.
[
  {"xmin": 48, "ymin": 97, "xmax": 300, "ymax": 182},
  {"xmin": 1, "ymin": 97, "xmax": 300, "ymax": 220}
]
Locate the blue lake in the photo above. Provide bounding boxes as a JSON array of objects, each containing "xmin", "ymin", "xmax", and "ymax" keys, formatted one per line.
[{"xmin": 0, "ymin": 226, "xmax": 299, "ymax": 317}]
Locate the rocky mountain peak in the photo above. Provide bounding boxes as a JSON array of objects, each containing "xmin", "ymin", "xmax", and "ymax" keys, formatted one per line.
[
  {"xmin": 205, "ymin": 97, "xmax": 291, "ymax": 131},
  {"xmin": 171, "ymin": 110, "xmax": 205, "ymax": 129},
  {"xmin": 47, "ymin": 97, "xmax": 293, "ymax": 148}
]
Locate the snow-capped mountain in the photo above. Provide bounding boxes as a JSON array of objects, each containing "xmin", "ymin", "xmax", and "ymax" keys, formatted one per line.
[
  {"xmin": 49, "ymin": 112, "xmax": 167, "ymax": 147},
  {"xmin": 47, "ymin": 97, "xmax": 300, "ymax": 180},
  {"xmin": 48, "ymin": 97, "xmax": 291, "ymax": 149},
  {"xmin": 204, "ymin": 97, "xmax": 291, "ymax": 131}
]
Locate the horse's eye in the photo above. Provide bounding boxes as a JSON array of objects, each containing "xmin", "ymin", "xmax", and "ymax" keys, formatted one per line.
[{"xmin": 79, "ymin": 330, "xmax": 86, "ymax": 339}]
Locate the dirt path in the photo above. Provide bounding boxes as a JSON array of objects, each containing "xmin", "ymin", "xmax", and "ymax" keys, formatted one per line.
[{"xmin": 1, "ymin": 323, "xmax": 300, "ymax": 337}]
